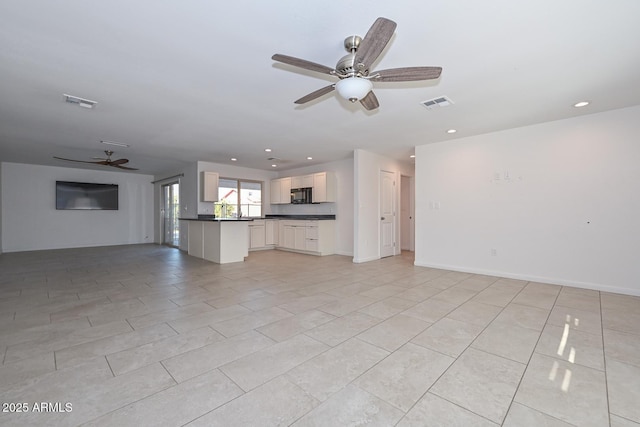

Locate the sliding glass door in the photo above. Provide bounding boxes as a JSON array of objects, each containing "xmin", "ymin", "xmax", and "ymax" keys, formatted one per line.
[{"xmin": 161, "ymin": 182, "xmax": 180, "ymax": 247}]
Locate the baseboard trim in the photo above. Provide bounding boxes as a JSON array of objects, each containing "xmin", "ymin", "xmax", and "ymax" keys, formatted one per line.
[
  {"xmin": 353, "ymin": 255, "xmax": 380, "ymax": 264},
  {"xmin": 413, "ymin": 261, "xmax": 640, "ymax": 297},
  {"xmin": 335, "ymin": 250, "xmax": 354, "ymax": 257}
]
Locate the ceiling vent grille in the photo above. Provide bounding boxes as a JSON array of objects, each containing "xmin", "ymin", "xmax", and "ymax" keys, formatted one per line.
[
  {"xmin": 64, "ymin": 94, "xmax": 97, "ymax": 109},
  {"xmin": 420, "ymin": 96, "xmax": 454, "ymax": 110}
]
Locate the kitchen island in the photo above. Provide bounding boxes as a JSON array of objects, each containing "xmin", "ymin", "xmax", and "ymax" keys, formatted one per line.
[{"xmin": 179, "ymin": 217, "xmax": 252, "ymax": 264}]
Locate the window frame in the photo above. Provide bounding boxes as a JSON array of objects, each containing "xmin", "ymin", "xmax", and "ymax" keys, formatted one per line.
[{"xmin": 214, "ymin": 177, "xmax": 263, "ymax": 219}]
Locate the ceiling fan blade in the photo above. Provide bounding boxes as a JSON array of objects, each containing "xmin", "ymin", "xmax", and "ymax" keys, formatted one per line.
[
  {"xmin": 53, "ymin": 156, "xmax": 108, "ymax": 165},
  {"xmin": 373, "ymin": 66, "xmax": 443, "ymax": 82},
  {"xmin": 110, "ymin": 158, "xmax": 129, "ymax": 165},
  {"xmin": 354, "ymin": 17, "xmax": 397, "ymax": 72},
  {"xmin": 113, "ymin": 164, "xmax": 138, "ymax": 170},
  {"xmin": 294, "ymin": 84, "xmax": 335, "ymax": 104},
  {"xmin": 359, "ymin": 91, "xmax": 379, "ymax": 111},
  {"xmin": 272, "ymin": 54, "xmax": 335, "ymax": 75}
]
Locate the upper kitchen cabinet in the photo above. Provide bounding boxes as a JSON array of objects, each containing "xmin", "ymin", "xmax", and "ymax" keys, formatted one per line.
[
  {"xmin": 202, "ymin": 171, "xmax": 219, "ymax": 202},
  {"xmin": 291, "ymin": 174, "xmax": 314, "ymax": 189},
  {"xmin": 270, "ymin": 177, "xmax": 292, "ymax": 204},
  {"xmin": 312, "ymin": 172, "xmax": 336, "ymax": 203}
]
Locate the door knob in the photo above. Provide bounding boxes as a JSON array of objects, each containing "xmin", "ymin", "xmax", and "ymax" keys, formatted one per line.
[{"xmin": 381, "ymin": 216, "xmax": 385, "ymax": 220}]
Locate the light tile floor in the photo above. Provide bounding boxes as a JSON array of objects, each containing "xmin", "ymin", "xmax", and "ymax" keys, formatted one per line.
[{"xmin": 0, "ymin": 244, "xmax": 639, "ymax": 426}]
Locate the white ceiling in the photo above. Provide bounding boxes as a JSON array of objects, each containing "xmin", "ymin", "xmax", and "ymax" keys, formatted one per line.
[{"xmin": 1, "ymin": 1, "xmax": 639, "ymax": 175}]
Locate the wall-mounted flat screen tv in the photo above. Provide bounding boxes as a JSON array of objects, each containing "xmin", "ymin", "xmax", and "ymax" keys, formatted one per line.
[{"xmin": 56, "ymin": 181, "xmax": 119, "ymax": 210}]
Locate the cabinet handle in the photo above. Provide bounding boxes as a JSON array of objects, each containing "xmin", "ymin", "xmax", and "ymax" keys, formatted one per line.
[{"xmin": 381, "ymin": 216, "xmax": 385, "ymax": 220}]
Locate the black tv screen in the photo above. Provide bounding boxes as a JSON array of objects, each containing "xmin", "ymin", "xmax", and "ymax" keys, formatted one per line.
[{"xmin": 56, "ymin": 181, "xmax": 119, "ymax": 210}]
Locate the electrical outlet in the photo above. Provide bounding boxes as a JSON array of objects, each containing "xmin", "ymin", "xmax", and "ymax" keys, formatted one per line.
[{"xmin": 491, "ymin": 248, "xmax": 497, "ymax": 256}]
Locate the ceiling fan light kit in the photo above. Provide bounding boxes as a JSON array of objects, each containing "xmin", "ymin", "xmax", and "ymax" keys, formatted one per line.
[
  {"xmin": 272, "ymin": 17, "xmax": 442, "ymax": 111},
  {"xmin": 335, "ymin": 78, "xmax": 373, "ymax": 102}
]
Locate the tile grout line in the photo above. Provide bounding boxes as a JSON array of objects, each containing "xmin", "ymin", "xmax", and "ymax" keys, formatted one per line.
[
  {"xmin": 499, "ymin": 283, "xmax": 563, "ymax": 425},
  {"xmin": 599, "ymin": 291, "xmax": 613, "ymax": 427},
  {"xmin": 398, "ymin": 280, "xmax": 529, "ymax": 425}
]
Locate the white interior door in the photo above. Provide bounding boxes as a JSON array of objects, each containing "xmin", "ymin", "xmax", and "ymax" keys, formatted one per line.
[{"xmin": 380, "ymin": 170, "xmax": 395, "ymax": 258}]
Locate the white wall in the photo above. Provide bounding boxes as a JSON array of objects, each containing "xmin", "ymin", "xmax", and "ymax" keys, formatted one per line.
[
  {"xmin": 1, "ymin": 162, "xmax": 154, "ymax": 252},
  {"xmin": 415, "ymin": 105, "xmax": 640, "ymax": 296},
  {"xmin": 272, "ymin": 157, "xmax": 354, "ymax": 256},
  {"xmin": 0, "ymin": 163, "xmax": 3, "ymax": 254},
  {"xmin": 354, "ymin": 149, "xmax": 414, "ymax": 263}
]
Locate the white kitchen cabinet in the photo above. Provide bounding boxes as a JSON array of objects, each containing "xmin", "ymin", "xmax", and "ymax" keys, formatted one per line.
[
  {"xmin": 312, "ymin": 172, "xmax": 336, "ymax": 203},
  {"xmin": 179, "ymin": 220, "xmax": 189, "ymax": 251},
  {"xmin": 277, "ymin": 220, "xmax": 335, "ymax": 255},
  {"xmin": 280, "ymin": 177, "xmax": 292, "ymax": 203},
  {"xmin": 187, "ymin": 221, "xmax": 204, "ymax": 258},
  {"xmin": 282, "ymin": 224, "xmax": 305, "ymax": 250},
  {"xmin": 270, "ymin": 177, "xmax": 292, "ymax": 204},
  {"xmin": 186, "ymin": 219, "xmax": 249, "ymax": 263},
  {"xmin": 282, "ymin": 224, "xmax": 295, "ymax": 248},
  {"xmin": 294, "ymin": 226, "xmax": 305, "ymax": 250},
  {"xmin": 270, "ymin": 179, "xmax": 281, "ymax": 204},
  {"xmin": 249, "ymin": 220, "xmax": 266, "ymax": 249},
  {"xmin": 291, "ymin": 174, "xmax": 314, "ymax": 189},
  {"xmin": 265, "ymin": 219, "xmax": 278, "ymax": 245},
  {"xmin": 273, "ymin": 172, "xmax": 334, "ymax": 203},
  {"xmin": 202, "ymin": 171, "xmax": 219, "ymax": 202},
  {"xmin": 305, "ymin": 222, "xmax": 319, "ymax": 252}
]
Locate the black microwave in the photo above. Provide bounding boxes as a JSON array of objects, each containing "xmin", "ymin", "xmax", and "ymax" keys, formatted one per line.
[{"xmin": 291, "ymin": 187, "xmax": 312, "ymax": 204}]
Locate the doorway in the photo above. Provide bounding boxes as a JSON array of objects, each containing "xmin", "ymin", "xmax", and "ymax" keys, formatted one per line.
[
  {"xmin": 380, "ymin": 170, "xmax": 395, "ymax": 258},
  {"xmin": 400, "ymin": 175, "xmax": 415, "ymax": 252},
  {"xmin": 161, "ymin": 182, "xmax": 180, "ymax": 247}
]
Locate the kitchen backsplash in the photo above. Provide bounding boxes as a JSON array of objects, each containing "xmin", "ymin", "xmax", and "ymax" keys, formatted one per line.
[{"xmin": 270, "ymin": 202, "xmax": 336, "ymax": 215}]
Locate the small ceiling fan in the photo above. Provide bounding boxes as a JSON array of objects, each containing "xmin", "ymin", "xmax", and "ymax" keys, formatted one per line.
[
  {"xmin": 53, "ymin": 150, "xmax": 138, "ymax": 170},
  {"xmin": 272, "ymin": 17, "xmax": 442, "ymax": 110}
]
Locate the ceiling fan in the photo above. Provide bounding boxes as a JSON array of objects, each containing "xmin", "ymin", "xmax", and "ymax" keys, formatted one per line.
[
  {"xmin": 272, "ymin": 17, "xmax": 442, "ymax": 111},
  {"xmin": 53, "ymin": 150, "xmax": 138, "ymax": 170}
]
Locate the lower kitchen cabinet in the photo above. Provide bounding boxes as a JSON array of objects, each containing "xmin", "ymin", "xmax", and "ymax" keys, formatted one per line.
[
  {"xmin": 248, "ymin": 219, "xmax": 278, "ymax": 250},
  {"xmin": 249, "ymin": 222, "xmax": 266, "ymax": 249},
  {"xmin": 278, "ymin": 220, "xmax": 335, "ymax": 255},
  {"xmin": 281, "ymin": 223, "xmax": 305, "ymax": 250},
  {"xmin": 265, "ymin": 219, "xmax": 278, "ymax": 245}
]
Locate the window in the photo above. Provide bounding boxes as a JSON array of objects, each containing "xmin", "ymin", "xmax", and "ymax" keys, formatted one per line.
[{"xmin": 214, "ymin": 178, "xmax": 262, "ymax": 218}]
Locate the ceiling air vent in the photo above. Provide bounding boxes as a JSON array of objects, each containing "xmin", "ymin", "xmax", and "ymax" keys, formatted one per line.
[
  {"xmin": 268, "ymin": 157, "xmax": 292, "ymax": 164},
  {"xmin": 64, "ymin": 94, "xmax": 97, "ymax": 109},
  {"xmin": 421, "ymin": 96, "xmax": 454, "ymax": 110}
]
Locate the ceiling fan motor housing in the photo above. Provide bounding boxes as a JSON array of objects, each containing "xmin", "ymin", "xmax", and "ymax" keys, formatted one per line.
[{"xmin": 336, "ymin": 36, "xmax": 367, "ymax": 77}]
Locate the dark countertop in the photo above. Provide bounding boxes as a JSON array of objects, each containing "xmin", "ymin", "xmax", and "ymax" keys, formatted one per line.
[
  {"xmin": 180, "ymin": 214, "xmax": 336, "ymax": 221},
  {"xmin": 179, "ymin": 217, "xmax": 254, "ymax": 222},
  {"xmin": 264, "ymin": 214, "xmax": 336, "ymax": 220}
]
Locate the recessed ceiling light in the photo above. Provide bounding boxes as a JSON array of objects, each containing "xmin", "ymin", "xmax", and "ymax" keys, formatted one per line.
[
  {"xmin": 574, "ymin": 101, "xmax": 590, "ymax": 108},
  {"xmin": 100, "ymin": 140, "xmax": 130, "ymax": 147},
  {"xmin": 265, "ymin": 148, "xmax": 272, "ymax": 152},
  {"xmin": 306, "ymin": 156, "xmax": 313, "ymax": 160},
  {"xmin": 447, "ymin": 129, "xmax": 457, "ymax": 134},
  {"xmin": 410, "ymin": 155, "xmax": 416, "ymax": 158},
  {"xmin": 271, "ymin": 164, "xmax": 277, "ymax": 167},
  {"xmin": 231, "ymin": 158, "xmax": 237, "ymax": 162}
]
